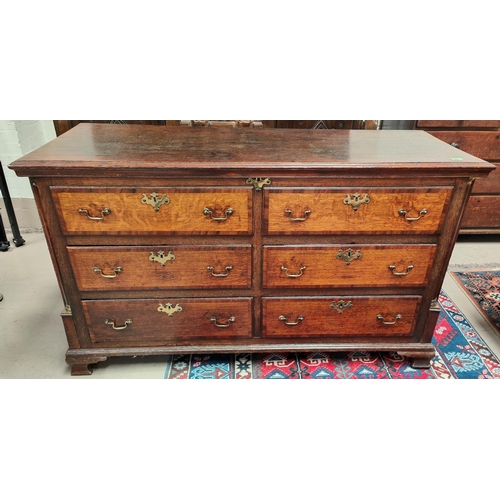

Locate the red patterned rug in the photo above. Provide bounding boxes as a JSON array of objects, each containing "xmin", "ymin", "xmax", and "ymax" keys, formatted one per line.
[
  {"xmin": 164, "ymin": 291, "xmax": 500, "ymax": 379},
  {"xmin": 450, "ymin": 268, "xmax": 500, "ymax": 336}
]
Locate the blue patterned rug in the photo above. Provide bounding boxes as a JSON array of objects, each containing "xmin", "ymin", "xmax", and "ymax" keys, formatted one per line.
[
  {"xmin": 164, "ymin": 291, "xmax": 500, "ymax": 379},
  {"xmin": 450, "ymin": 269, "xmax": 500, "ymax": 335}
]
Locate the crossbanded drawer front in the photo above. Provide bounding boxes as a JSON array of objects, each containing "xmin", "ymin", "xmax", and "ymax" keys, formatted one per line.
[
  {"xmin": 263, "ymin": 244, "xmax": 436, "ymax": 288},
  {"xmin": 262, "ymin": 296, "xmax": 421, "ymax": 338},
  {"xmin": 68, "ymin": 245, "xmax": 252, "ymax": 291},
  {"xmin": 265, "ymin": 187, "xmax": 451, "ymax": 234},
  {"xmin": 51, "ymin": 187, "xmax": 253, "ymax": 235},
  {"xmin": 83, "ymin": 298, "xmax": 253, "ymax": 343}
]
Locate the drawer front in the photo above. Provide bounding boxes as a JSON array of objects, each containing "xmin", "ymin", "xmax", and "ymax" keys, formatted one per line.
[
  {"xmin": 82, "ymin": 298, "xmax": 253, "ymax": 343},
  {"xmin": 52, "ymin": 187, "xmax": 253, "ymax": 235},
  {"xmin": 265, "ymin": 188, "xmax": 451, "ymax": 234},
  {"xmin": 69, "ymin": 245, "xmax": 252, "ymax": 291},
  {"xmin": 460, "ymin": 195, "xmax": 500, "ymax": 229},
  {"xmin": 471, "ymin": 163, "xmax": 500, "ymax": 194},
  {"xmin": 426, "ymin": 131, "xmax": 500, "ymax": 160},
  {"xmin": 263, "ymin": 244, "xmax": 436, "ymax": 288},
  {"xmin": 417, "ymin": 120, "xmax": 500, "ymax": 128},
  {"xmin": 262, "ymin": 296, "xmax": 421, "ymax": 338}
]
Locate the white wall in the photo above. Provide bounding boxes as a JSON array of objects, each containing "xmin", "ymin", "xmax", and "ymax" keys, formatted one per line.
[{"xmin": 0, "ymin": 120, "xmax": 56, "ymax": 198}]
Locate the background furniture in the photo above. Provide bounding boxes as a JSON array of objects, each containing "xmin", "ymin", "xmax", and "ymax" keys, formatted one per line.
[
  {"xmin": 52, "ymin": 120, "xmax": 370, "ymax": 136},
  {"xmin": 0, "ymin": 161, "xmax": 25, "ymax": 250},
  {"xmin": 414, "ymin": 121, "xmax": 500, "ymax": 234},
  {"xmin": 10, "ymin": 124, "xmax": 493, "ymax": 375}
]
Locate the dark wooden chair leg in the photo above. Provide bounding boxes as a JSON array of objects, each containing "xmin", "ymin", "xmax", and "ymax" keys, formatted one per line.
[
  {"xmin": 0, "ymin": 161, "xmax": 25, "ymax": 247},
  {"xmin": 0, "ymin": 211, "xmax": 10, "ymax": 251}
]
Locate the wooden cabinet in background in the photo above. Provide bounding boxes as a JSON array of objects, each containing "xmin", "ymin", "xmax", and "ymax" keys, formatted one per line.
[
  {"xmin": 53, "ymin": 120, "xmax": 368, "ymax": 136},
  {"xmin": 415, "ymin": 121, "xmax": 500, "ymax": 234}
]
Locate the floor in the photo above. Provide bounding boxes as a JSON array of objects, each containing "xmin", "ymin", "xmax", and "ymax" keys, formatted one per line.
[{"xmin": 1, "ymin": 230, "xmax": 500, "ymax": 379}]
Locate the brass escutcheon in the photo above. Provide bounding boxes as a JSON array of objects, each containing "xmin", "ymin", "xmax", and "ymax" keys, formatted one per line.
[
  {"xmin": 343, "ymin": 192, "xmax": 370, "ymax": 211},
  {"xmin": 336, "ymin": 248, "xmax": 362, "ymax": 265},
  {"xmin": 246, "ymin": 177, "xmax": 271, "ymax": 190},
  {"xmin": 329, "ymin": 300, "xmax": 353, "ymax": 314},
  {"xmin": 93, "ymin": 266, "xmax": 122, "ymax": 279},
  {"xmin": 157, "ymin": 303, "xmax": 183, "ymax": 316},
  {"xmin": 141, "ymin": 192, "xmax": 170, "ymax": 211},
  {"xmin": 149, "ymin": 250, "xmax": 175, "ymax": 266},
  {"xmin": 78, "ymin": 207, "xmax": 111, "ymax": 220}
]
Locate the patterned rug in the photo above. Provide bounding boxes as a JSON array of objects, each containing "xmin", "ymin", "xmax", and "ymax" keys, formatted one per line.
[
  {"xmin": 450, "ymin": 268, "xmax": 500, "ymax": 336},
  {"xmin": 164, "ymin": 291, "xmax": 500, "ymax": 379}
]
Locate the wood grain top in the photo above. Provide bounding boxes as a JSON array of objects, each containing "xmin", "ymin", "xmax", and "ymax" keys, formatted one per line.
[{"xmin": 9, "ymin": 123, "xmax": 495, "ymax": 176}]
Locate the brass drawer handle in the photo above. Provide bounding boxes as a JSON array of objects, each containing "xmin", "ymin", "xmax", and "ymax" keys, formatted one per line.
[
  {"xmin": 105, "ymin": 318, "xmax": 132, "ymax": 330},
  {"xmin": 279, "ymin": 315, "xmax": 304, "ymax": 326},
  {"xmin": 389, "ymin": 264, "xmax": 414, "ymax": 276},
  {"xmin": 203, "ymin": 207, "xmax": 234, "ymax": 221},
  {"xmin": 281, "ymin": 265, "xmax": 306, "ymax": 278},
  {"xmin": 207, "ymin": 266, "xmax": 233, "ymax": 277},
  {"xmin": 93, "ymin": 266, "xmax": 122, "ymax": 278},
  {"xmin": 398, "ymin": 208, "xmax": 428, "ymax": 221},
  {"xmin": 284, "ymin": 209, "xmax": 311, "ymax": 221},
  {"xmin": 210, "ymin": 316, "xmax": 235, "ymax": 328},
  {"xmin": 78, "ymin": 207, "xmax": 111, "ymax": 220},
  {"xmin": 377, "ymin": 314, "xmax": 402, "ymax": 325}
]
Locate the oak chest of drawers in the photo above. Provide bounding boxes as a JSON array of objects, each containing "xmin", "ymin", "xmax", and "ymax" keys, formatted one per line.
[{"xmin": 9, "ymin": 124, "xmax": 495, "ymax": 375}]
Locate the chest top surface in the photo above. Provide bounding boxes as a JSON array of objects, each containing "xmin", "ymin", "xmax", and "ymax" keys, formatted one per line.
[{"xmin": 9, "ymin": 123, "xmax": 495, "ymax": 177}]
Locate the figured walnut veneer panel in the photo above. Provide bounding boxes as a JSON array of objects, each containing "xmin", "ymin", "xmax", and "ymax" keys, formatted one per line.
[
  {"xmin": 265, "ymin": 188, "xmax": 452, "ymax": 234},
  {"xmin": 263, "ymin": 244, "xmax": 436, "ymax": 288},
  {"xmin": 69, "ymin": 245, "xmax": 252, "ymax": 291},
  {"xmin": 83, "ymin": 298, "xmax": 253, "ymax": 343},
  {"xmin": 52, "ymin": 187, "xmax": 253, "ymax": 235},
  {"xmin": 262, "ymin": 296, "xmax": 421, "ymax": 338}
]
